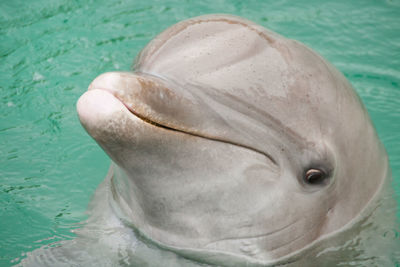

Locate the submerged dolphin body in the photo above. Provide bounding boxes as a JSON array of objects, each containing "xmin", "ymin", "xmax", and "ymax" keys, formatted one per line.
[{"xmin": 21, "ymin": 14, "xmax": 399, "ymax": 266}]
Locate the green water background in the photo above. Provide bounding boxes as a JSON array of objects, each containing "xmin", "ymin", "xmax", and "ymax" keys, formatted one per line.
[{"xmin": 1, "ymin": 0, "xmax": 399, "ymax": 265}]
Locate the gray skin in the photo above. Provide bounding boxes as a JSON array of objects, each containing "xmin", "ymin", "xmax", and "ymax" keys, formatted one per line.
[{"xmin": 20, "ymin": 15, "xmax": 398, "ymax": 266}]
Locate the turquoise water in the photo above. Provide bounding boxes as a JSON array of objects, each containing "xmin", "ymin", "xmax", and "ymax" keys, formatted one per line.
[{"xmin": 1, "ymin": 0, "xmax": 399, "ymax": 265}]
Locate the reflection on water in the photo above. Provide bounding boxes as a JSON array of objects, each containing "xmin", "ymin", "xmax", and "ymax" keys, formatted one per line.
[{"xmin": 1, "ymin": 0, "xmax": 399, "ymax": 266}]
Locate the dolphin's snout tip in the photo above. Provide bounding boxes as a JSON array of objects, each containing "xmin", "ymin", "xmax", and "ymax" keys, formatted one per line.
[{"xmin": 77, "ymin": 89, "xmax": 126, "ymax": 131}]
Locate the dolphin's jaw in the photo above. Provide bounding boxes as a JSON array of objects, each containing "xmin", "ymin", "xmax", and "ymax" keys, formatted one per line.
[{"xmin": 107, "ymin": 145, "xmax": 317, "ymax": 262}]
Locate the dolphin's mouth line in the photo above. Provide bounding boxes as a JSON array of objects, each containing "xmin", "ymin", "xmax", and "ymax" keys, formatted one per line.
[
  {"xmin": 86, "ymin": 86, "xmax": 277, "ymax": 165},
  {"xmin": 119, "ymin": 100, "xmax": 278, "ymax": 166}
]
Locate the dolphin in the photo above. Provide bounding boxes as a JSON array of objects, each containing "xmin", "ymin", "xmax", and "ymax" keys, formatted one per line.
[{"xmin": 20, "ymin": 14, "xmax": 399, "ymax": 266}]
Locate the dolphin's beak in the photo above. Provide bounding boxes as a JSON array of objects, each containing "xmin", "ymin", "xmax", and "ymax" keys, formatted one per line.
[
  {"xmin": 84, "ymin": 71, "xmax": 196, "ymax": 131},
  {"xmin": 78, "ymin": 71, "xmax": 278, "ymax": 168}
]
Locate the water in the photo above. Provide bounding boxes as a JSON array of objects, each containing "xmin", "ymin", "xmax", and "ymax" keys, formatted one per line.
[{"xmin": 1, "ymin": 0, "xmax": 399, "ymax": 266}]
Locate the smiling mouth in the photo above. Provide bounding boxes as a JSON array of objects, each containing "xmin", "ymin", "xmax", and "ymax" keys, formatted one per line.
[
  {"xmin": 84, "ymin": 70, "xmax": 277, "ymax": 166},
  {"xmin": 100, "ymin": 89, "xmax": 278, "ymax": 166}
]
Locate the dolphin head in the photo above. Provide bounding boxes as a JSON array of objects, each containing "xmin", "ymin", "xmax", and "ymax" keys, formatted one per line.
[{"xmin": 77, "ymin": 15, "xmax": 389, "ymax": 262}]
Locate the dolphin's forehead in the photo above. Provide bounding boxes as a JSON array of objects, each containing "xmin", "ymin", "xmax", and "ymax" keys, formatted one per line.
[{"xmin": 136, "ymin": 15, "xmax": 291, "ymax": 98}]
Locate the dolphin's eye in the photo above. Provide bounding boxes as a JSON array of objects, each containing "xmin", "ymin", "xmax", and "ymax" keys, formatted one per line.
[{"xmin": 304, "ymin": 168, "xmax": 327, "ymax": 185}]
